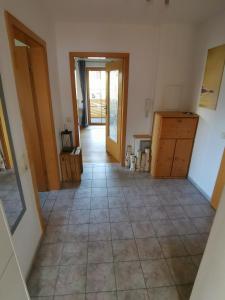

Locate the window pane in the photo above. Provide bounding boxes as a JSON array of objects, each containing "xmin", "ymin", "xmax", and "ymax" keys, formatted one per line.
[
  {"xmin": 89, "ymin": 71, "xmax": 106, "ymax": 100},
  {"xmin": 88, "ymin": 71, "xmax": 106, "ymax": 124}
]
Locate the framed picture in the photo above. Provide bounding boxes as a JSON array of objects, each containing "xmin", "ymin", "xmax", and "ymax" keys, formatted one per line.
[{"xmin": 199, "ymin": 44, "xmax": 225, "ymax": 110}]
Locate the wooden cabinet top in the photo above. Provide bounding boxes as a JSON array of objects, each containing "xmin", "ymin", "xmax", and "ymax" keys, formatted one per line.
[{"xmin": 155, "ymin": 111, "xmax": 199, "ymax": 118}]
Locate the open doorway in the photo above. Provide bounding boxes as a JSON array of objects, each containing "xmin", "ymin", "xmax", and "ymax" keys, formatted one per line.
[
  {"xmin": 70, "ymin": 52, "xmax": 129, "ymax": 164},
  {"xmin": 78, "ymin": 63, "xmax": 112, "ymax": 163}
]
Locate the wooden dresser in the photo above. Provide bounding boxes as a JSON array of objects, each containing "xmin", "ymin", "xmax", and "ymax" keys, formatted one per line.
[{"xmin": 151, "ymin": 112, "xmax": 199, "ymax": 178}]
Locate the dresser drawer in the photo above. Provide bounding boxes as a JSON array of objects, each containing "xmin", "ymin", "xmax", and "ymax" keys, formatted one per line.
[{"xmin": 160, "ymin": 117, "xmax": 198, "ymax": 139}]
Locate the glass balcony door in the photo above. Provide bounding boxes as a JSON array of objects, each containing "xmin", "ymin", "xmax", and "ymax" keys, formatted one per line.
[
  {"xmin": 87, "ymin": 69, "xmax": 106, "ymax": 125},
  {"xmin": 105, "ymin": 60, "xmax": 123, "ymax": 162}
]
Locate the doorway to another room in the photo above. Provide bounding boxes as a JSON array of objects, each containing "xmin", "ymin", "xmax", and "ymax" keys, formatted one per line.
[
  {"xmin": 80, "ymin": 65, "xmax": 115, "ymax": 163},
  {"xmin": 70, "ymin": 52, "xmax": 129, "ymax": 164}
]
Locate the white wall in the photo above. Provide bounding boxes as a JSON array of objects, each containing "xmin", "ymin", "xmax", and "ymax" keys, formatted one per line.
[
  {"xmin": 189, "ymin": 11, "xmax": 225, "ymax": 199},
  {"xmin": 191, "ymin": 187, "xmax": 225, "ymax": 300},
  {"xmin": 0, "ymin": 0, "xmax": 62, "ymax": 277},
  {"xmin": 154, "ymin": 23, "xmax": 196, "ymax": 112},
  {"xmin": 75, "ymin": 60, "xmax": 83, "ymax": 110},
  {"xmin": 55, "ymin": 21, "xmax": 195, "ymax": 146}
]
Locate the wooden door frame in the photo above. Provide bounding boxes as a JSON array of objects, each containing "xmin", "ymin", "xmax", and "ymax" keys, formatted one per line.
[
  {"xmin": 86, "ymin": 67, "xmax": 106, "ymax": 126},
  {"xmin": 69, "ymin": 52, "xmax": 129, "ymax": 165},
  {"xmin": 5, "ymin": 11, "xmax": 61, "ymax": 229}
]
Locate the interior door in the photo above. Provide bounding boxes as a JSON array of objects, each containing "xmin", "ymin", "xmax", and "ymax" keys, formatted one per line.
[
  {"xmin": 14, "ymin": 46, "xmax": 48, "ymax": 191},
  {"xmin": 171, "ymin": 139, "xmax": 193, "ymax": 177},
  {"xmin": 106, "ymin": 61, "xmax": 123, "ymax": 162}
]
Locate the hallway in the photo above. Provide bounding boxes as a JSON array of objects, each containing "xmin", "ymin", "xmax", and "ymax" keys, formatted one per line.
[
  {"xmin": 29, "ymin": 163, "xmax": 214, "ymax": 300},
  {"xmin": 80, "ymin": 126, "xmax": 116, "ymax": 163}
]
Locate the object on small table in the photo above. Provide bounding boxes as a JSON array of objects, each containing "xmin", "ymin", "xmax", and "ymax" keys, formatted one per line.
[
  {"xmin": 130, "ymin": 154, "xmax": 136, "ymax": 171},
  {"xmin": 125, "ymin": 145, "xmax": 132, "ymax": 168},
  {"xmin": 133, "ymin": 134, "xmax": 151, "ymax": 172},
  {"xmin": 61, "ymin": 129, "xmax": 74, "ymax": 153}
]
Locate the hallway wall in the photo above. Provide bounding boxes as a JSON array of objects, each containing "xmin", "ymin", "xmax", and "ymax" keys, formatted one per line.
[
  {"xmin": 54, "ymin": 21, "xmax": 196, "ymax": 146},
  {"xmin": 189, "ymin": 10, "xmax": 225, "ymax": 199},
  {"xmin": 0, "ymin": 0, "xmax": 63, "ymax": 277}
]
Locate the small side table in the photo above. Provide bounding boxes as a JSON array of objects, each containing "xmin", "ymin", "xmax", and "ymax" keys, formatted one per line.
[{"xmin": 60, "ymin": 147, "xmax": 83, "ymax": 183}]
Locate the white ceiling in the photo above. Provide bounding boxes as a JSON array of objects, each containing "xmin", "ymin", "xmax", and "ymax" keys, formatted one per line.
[{"xmin": 44, "ymin": 0, "xmax": 225, "ymax": 25}]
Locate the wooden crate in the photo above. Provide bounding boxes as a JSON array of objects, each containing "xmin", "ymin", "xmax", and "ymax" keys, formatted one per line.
[{"xmin": 60, "ymin": 148, "xmax": 82, "ymax": 182}]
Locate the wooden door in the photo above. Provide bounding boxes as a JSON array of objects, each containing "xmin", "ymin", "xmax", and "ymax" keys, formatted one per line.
[
  {"xmin": 211, "ymin": 149, "xmax": 225, "ymax": 209},
  {"xmin": 29, "ymin": 47, "xmax": 60, "ymax": 190},
  {"xmin": 106, "ymin": 61, "xmax": 123, "ymax": 162},
  {"xmin": 171, "ymin": 139, "xmax": 193, "ymax": 177},
  {"xmin": 14, "ymin": 46, "xmax": 48, "ymax": 191},
  {"xmin": 155, "ymin": 139, "xmax": 176, "ymax": 177}
]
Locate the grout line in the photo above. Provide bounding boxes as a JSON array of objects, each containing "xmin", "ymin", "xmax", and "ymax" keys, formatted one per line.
[
  {"xmin": 129, "ymin": 218, "xmax": 149, "ymax": 293},
  {"xmin": 85, "ymin": 209, "xmax": 91, "ymax": 295},
  {"xmin": 108, "ymin": 198, "xmax": 119, "ymax": 300}
]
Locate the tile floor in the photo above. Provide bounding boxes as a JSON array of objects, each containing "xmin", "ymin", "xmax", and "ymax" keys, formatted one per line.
[
  {"xmin": 80, "ymin": 126, "xmax": 116, "ymax": 163},
  {"xmin": 28, "ymin": 163, "xmax": 215, "ymax": 300}
]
